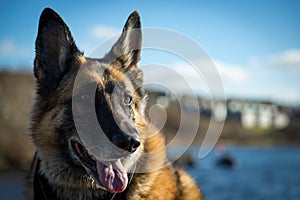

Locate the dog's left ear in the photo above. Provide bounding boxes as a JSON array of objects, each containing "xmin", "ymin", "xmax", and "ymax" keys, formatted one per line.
[
  {"xmin": 34, "ymin": 8, "xmax": 80, "ymax": 84},
  {"xmin": 105, "ymin": 11, "xmax": 142, "ymax": 70}
]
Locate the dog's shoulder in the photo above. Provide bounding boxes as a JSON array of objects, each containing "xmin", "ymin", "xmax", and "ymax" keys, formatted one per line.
[
  {"xmin": 126, "ymin": 165, "xmax": 203, "ymax": 200},
  {"xmin": 175, "ymin": 167, "xmax": 203, "ymax": 199}
]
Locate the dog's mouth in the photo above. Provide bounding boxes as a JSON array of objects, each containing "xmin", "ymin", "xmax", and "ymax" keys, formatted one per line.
[{"xmin": 70, "ymin": 140, "xmax": 128, "ymax": 193}]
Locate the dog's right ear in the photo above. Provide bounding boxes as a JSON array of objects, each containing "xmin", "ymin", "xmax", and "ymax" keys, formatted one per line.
[
  {"xmin": 34, "ymin": 8, "xmax": 79, "ymax": 84},
  {"xmin": 104, "ymin": 11, "xmax": 142, "ymax": 71}
]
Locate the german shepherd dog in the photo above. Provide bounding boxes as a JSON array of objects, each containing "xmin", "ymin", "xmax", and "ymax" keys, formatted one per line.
[{"xmin": 26, "ymin": 8, "xmax": 203, "ymax": 200}]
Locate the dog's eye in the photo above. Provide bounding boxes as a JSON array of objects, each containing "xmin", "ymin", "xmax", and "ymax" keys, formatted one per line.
[{"xmin": 124, "ymin": 94, "xmax": 133, "ymax": 105}]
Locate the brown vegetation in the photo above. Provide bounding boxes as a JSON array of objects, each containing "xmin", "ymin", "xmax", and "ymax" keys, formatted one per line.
[{"xmin": 0, "ymin": 72, "xmax": 35, "ymax": 171}]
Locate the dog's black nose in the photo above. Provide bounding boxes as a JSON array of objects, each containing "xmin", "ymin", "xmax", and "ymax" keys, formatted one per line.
[{"xmin": 112, "ymin": 134, "xmax": 140, "ymax": 153}]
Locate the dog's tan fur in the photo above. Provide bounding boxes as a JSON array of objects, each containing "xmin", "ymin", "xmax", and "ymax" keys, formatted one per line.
[{"xmin": 26, "ymin": 8, "xmax": 203, "ymax": 200}]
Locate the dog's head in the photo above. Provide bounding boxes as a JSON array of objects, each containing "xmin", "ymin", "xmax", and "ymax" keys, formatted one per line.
[{"xmin": 31, "ymin": 8, "xmax": 146, "ymax": 193}]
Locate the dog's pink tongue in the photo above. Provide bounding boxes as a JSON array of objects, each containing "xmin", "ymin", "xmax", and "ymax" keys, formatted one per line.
[{"xmin": 96, "ymin": 159, "xmax": 128, "ymax": 193}]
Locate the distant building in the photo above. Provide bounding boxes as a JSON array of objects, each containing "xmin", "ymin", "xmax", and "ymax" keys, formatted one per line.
[
  {"xmin": 212, "ymin": 101, "xmax": 227, "ymax": 122},
  {"xmin": 146, "ymin": 89, "xmax": 291, "ymax": 130},
  {"xmin": 227, "ymin": 100, "xmax": 290, "ymax": 129}
]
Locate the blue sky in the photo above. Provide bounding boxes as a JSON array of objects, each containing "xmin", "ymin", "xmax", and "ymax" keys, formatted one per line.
[{"xmin": 0, "ymin": 0, "xmax": 300, "ymax": 105}]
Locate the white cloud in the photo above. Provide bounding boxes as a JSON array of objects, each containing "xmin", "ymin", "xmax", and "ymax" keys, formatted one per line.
[
  {"xmin": 0, "ymin": 38, "xmax": 30, "ymax": 57},
  {"xmin": 267, "ymin": 49, "xmax": 300, "ymax": 70},
  {"xmin": 172, "ymin": 59, "xmax": 251, "ymax": 91},
  {"xmin": 142, "ymin": 59, "xmax": 251, "ymax": 100},
  {"xmin": 213, "ymin": 60, "xmax": 251, "ymax": 84},
  {"xmin": 0, "ymin": 38, "xmax": 16, "ymax": 55},
  {"xmin": 142, "ymin": 64, "xmax": 204, "ymax": 96},
  {"xmin": 90, "ymin": 25, "xmax": 119, "ymax": 40}
]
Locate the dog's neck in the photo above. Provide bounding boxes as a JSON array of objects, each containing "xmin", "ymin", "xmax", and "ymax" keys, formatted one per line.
[
  {"xmin": 33, "ymin": 157, "xmax": 125, "ymax": 200},
  {"xmin": 33, "ymin": 158, "xmax": 60, "ymax": 200}
]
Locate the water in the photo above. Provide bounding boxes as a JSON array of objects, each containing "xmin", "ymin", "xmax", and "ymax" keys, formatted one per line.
[
  {"xmin": 0, "ymin": 172, "xmax": 25, "ymax": 200},
  {"xmin": 184, "ymin": 146, "xmax": 300, "ymax": 200},
  {"xmin": 0, "ymin": 146, "xmax": 300, "ymax": 200}
]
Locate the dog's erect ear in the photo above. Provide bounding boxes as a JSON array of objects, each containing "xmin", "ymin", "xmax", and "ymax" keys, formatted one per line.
[
  {"xmin": 34, "ymin": 8, "xmax": 79, "ymax": 83},
  {"xmin": 105, "ymin": 11, "xmax": 142, "ymax": 70}
]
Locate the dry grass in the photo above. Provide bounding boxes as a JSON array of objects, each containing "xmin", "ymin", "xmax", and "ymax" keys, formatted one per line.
[{"xmin": 0, "ymin": 72, "xmax": 35, "ymax": 171}]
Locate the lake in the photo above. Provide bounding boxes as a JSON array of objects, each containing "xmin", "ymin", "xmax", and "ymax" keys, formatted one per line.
[
  {"xmin": 1, "ymin": 146, "xmax": 300, "ymax": 199},
  {"xmin": 184, "ymin": 146, "xmax": 300, "ymax": 200}
]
